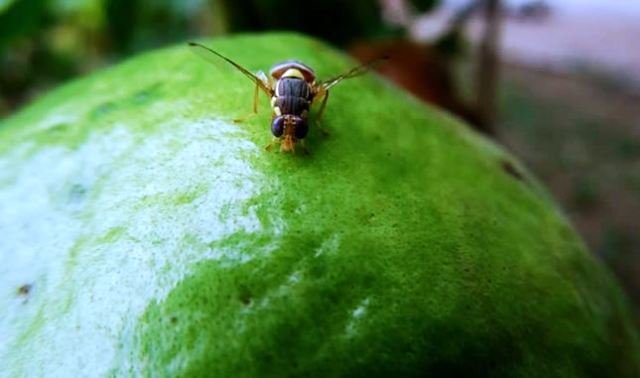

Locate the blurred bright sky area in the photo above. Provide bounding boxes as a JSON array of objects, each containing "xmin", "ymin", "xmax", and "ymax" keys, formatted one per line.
[
  {"xmin": 427, "ymin": 1, "xmax": 640, "ymax": 85},
  {"xmin": 445, "ymin": 0, "xmax": 640, "ymax": 17}
]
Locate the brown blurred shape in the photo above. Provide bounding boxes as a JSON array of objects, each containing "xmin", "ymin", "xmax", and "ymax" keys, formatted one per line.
[{"xmin": 350, "ymin": 39, "xmax": 484, "ymax": 132}]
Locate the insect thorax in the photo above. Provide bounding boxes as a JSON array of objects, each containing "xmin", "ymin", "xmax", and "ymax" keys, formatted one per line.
[{"xmin": 270, "ymin": 61, "xmax": 316, "ymax": 82}]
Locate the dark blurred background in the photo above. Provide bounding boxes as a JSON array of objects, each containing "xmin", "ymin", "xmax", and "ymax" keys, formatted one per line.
[{"xmin": 1, "ymin": 0, "xmax": 638, "ymax": 316}]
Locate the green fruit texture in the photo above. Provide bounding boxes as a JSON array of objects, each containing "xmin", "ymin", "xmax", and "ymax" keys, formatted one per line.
[{"xmin": 0, "ymin": 33, "xmax": 638, "ymax": 377}]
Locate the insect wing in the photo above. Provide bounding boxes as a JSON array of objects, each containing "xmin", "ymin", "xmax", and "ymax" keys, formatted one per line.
[
  {"xmin": 320, "ymin": 56, "xmax": 388, "ymax": 91},
  {"xmin": 188, "ymin": 42, "xmax": 273, "ymax": 96}
]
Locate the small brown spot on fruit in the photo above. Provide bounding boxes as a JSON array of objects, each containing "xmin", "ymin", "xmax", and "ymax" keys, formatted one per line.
[{"xmin": 17, "ymin": 284, "xmax": 33, "ymax": 303}]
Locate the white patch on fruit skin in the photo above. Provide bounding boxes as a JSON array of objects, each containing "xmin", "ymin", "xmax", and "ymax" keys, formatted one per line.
[
  {"xmin": 288, "ymin": 270, "xmax": 302, "ymax": 284},
  {"xmin": 314, "ymin": 234, "xmax": 341, "ymax": 258},
  {"xmin": 0, "ymin": 124, "xmax": 137, "ymax": 377},
  {"xmin": 344, "ymin": 297, "xmax": 371, "ymax": 337},
  {"xmin": 37, "ymin": 113, "xmax": 79, "ymax": 133},
  {"xmin": 0, "ymin": 117, "xmax": 270, "ymax": 377},
  {"xmin": 352, "ymin": 299, "xmax": 369, "ymax": 319}
]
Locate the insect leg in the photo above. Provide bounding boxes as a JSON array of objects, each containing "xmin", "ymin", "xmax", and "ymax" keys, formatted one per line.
[
  {"xmin": 234, "ymin": 71, "xmax": 269, "ymax": 123},
  {"xmin": 313, "ymin": 88, "xmax": 331, "ymax": 136},
  {"xmin": 316, "ymin": 89, "xmax": 330, "ymax": 123},
  {"xmin": 297, "ymin": 139, "xmax": 310, "ymax": 156},
  {"xmin": 252, "ymin": 81, "xmax": 260, "ymax": 113},
  {"xmin": 233, "ymin": 108, "xmax": 258, "ymax": 123},
  {"xmin": 254, "ymin": 71, "xmax": 270, "ymax": 113},
  {"xmin": 233, "ymin": 83, "xmax": 259, "ymax": 123},
  {"xmin": 265, "ymin": 137, "xmax": 278, "ymax": 152}
]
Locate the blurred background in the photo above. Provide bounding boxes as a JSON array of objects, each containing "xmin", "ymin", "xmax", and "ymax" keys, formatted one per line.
[{"xmin": 1, "ymin": 0, "xmax": 638, "ymax": 316}]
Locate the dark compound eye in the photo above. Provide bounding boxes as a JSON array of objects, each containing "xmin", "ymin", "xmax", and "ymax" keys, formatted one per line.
[
  {"xmin": 294, "ymin": 117, "xmax": 308, "ymax": 139},
  {"xmin": 271, "ymin": 116, "xmax": 284, "ymax": 137}
]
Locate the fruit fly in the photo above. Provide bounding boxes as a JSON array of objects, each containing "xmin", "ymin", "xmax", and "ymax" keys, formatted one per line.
[{"xmin": 188, "ymin": 42, "xmax": 386, "ymax": 152}]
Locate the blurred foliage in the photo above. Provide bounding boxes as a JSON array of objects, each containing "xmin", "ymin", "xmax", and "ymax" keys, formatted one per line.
[
  {"xmin": 1, "ymin": 0, "xmax": 447, "ymax": 116},
  {"xmin": 0, "ymin": 0, "xmax": 18, "ymax": 13},
  {"xmin": 432, "ymin": 29, "xmax": 466, "ymax": 59},
  {"xmin": 0, "ymin": 0, "xmax": 216, "ymax": 114},
  {"xmin": 214, "ymin": 0, "xmax": 404, "ymax": 46},
  {"xmin": 0, "ymin": 0, "xmax": 47, "ymax": 51},
  {"xmin": 407, "ymin": 0, "xmax": 439, "ymax": 13}
]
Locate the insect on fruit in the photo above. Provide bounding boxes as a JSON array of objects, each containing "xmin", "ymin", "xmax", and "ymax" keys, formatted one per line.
[{"xmin": 188, "ymin": 42, "xmax": 386, "ymax": 153}]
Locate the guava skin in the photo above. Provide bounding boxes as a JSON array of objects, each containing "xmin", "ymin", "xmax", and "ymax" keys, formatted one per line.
[{"xmin": 0, "ymin": 33, "xmax": 638, "ymax": 377}]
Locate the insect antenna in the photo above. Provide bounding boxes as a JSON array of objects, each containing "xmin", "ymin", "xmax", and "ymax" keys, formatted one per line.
[
  {"xmin": 188, "ymin": 42, "xmax": 273, "ymax": 96},
  {"xmin": 321, "ymin": 55, "xmax": 389, "ymax": 90}
]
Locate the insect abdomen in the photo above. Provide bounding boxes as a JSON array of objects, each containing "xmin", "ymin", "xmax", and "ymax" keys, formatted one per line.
[
  {"xmin": 275, "ymin": 96, "xmax": 309, "ymax": 116},
  {"xmin": 275, "ymin": 78, "xmax": 312, "ymax": 116}
]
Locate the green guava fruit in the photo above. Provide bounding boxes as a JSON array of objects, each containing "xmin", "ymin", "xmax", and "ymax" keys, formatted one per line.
[{"xmin": 0, "ymin": 33, "xmax": 638, "ymax": 377}]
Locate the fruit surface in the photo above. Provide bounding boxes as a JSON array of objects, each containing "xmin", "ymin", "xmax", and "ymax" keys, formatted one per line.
[{"xmin": 0, "ymin": 33, "xmax": 638, "ymax": 377}]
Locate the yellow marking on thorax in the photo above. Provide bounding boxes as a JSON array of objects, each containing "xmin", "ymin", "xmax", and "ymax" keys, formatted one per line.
[
  {"xmin": 282, "ymin": 68, "xmax": 304, "ymax": 79},
  {"xmin": 271, "ymin": 97, "xmax": 281, "ymax": 116},
  {"xmin": 275, "ymin": 69, "xmax": 304, "ymax": 97}
]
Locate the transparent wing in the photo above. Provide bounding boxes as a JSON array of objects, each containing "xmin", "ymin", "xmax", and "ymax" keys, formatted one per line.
[
  {"xmin": 320, "ymin": 56, "xmax": 389, "ymax": 91},
  {"xmin": 188, "ymin": 42, "xmax": 273, "ymax": 96}
]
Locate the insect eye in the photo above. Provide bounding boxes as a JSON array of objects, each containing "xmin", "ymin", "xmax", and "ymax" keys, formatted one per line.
[
  {"xmin": 294, "ymin": 117, "xmax": 308, "ymax": 139},
  {"xmin": 271, "ymin": 116, "xmax": 284, "ymax": 137}
]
